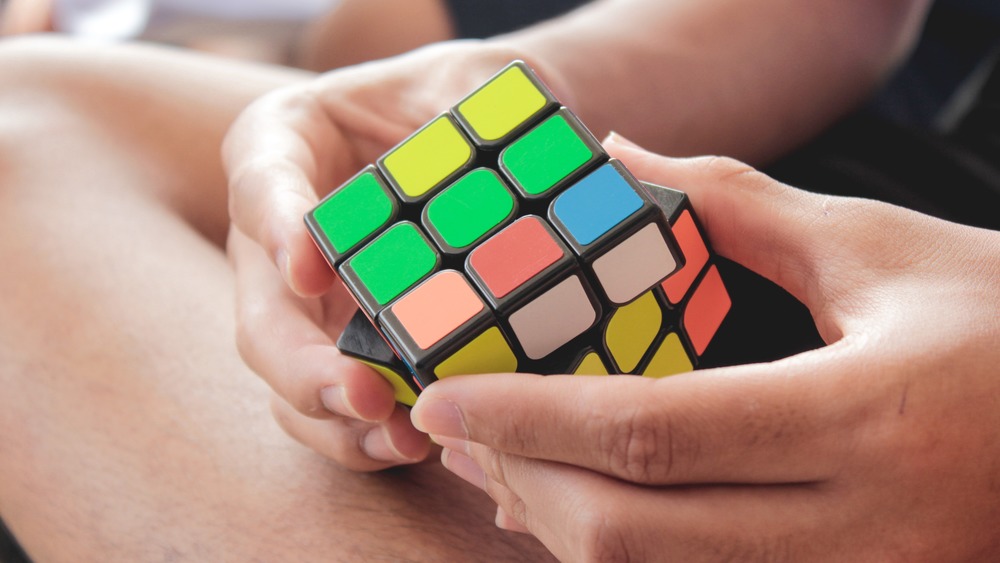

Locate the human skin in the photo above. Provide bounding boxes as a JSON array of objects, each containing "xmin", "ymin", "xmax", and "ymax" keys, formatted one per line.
[
  {"xmin": 0, "ymin": 37, "xmax": 552, "ymax": 561},
  {"xmin": 224, "ymin": 0, "xmax": 934, "ymax": 471},
  {"xmin": 0, "ymin": 0, "xmax": 54, "ymax": 35},
  {"xmin": 410, "ymin": 137, "xmax": 1000, "ymax": 560},
  {"xmin": 223, "ymin": 0, "xmax": 1000, "ymax": 557},
  {"xmin": 0, "ymin": 0, "xmax": 454, "ymax": 69},
  {"xmin": 293, "ymin": 0, "xmax": 456, "ymax": 71}
]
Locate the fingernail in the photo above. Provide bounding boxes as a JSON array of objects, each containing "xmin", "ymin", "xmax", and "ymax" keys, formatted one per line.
[
  {"xmin": 276, "ymin": 248, "xmax": 292, "ymax": 284},
  {"xmin": 441, "ymin": 448, "xmax": 486, "ymax": 490},
  {"xmin": 277, "ymin": 246, "xmax": 310, "ymax": 297},
  {"xmin": 605, "ymin": 131, "xmax": 642, "ymax": 149},
  {"xmin": 496, "ymin": 506, "xmax": 530, "ymax": 534},
  {"xmin": 362, "ymin": 425, "xmax": 416, "ymax": 463},
  {"xmin": 411, "ymin": 398, "xmax": 468, "ymax": 439},
  {"xmin": 321, "ymin": 385, "xmax": 365, "ymax": 420}
]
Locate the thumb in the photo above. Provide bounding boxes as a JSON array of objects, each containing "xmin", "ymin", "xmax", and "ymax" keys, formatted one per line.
[{"xmin": 606, "ymin": 134, "xmax": 836, "ymax": 310}]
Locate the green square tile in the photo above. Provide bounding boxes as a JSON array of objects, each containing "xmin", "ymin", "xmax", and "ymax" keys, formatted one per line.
[
  {"xmin": 425, "ymin": 169, "xmax": 516, "ymax": 250},
  {"xmin": 345, "ymin": 222, "xmax": 439, "ymax": 306},
  {"xmin": 310, "ymin": 169, "xmax": 396, "ymax": 256},
  {"xmin": 501, "ymin": 112, "xmax": 597, "ymax": 196}
]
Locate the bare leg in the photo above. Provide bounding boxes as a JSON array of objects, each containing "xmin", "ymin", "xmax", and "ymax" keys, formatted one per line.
[{"xmin": 0, "ymin": 37, "xmax": 551, "ymax": 562}]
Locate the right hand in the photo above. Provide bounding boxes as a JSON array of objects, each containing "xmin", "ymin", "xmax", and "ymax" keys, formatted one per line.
[{"xmin": 223, "ymin": 41, "xmax": 564, "ymax": 471}]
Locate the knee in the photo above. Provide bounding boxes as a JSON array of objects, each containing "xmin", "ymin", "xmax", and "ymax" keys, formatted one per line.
[
  {"xmin": 0, "ymin": 37, "xmax": 98, "ymax": 198},
  {"xmin": 0, "ymin": 35, "xmax": 80, "ymax": 85},
  {"xmin": 0, "ymin": 36, "xmax": 87, "ymax": 129}
]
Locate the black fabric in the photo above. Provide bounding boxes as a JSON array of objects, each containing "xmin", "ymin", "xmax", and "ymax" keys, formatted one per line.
[
  {"xmin": 869, "ymin": 0, "xmax": 1000, "ymax": 127},
  {"xmin": 0, "ymin": 519, "xmax": 30, "ymax": 563},
  {"xmin": 772, "ymin": 58, "xmax": 1000, "ymax": 233},
  {"xmin": 443, "ymin": 0, "xmax": 592, "ymax": 39}
]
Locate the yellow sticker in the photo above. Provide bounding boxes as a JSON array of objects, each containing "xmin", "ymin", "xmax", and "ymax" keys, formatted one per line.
[
  {"xmin": 435, "ymin": 327, "xmax": 518, "ymax": 378},
  {"xmin": 383, "ymin": 116, "xmax": 472, "ymax": 198},
  {"xmin": 458, "ymin": 65, "xmax": 547, "ymax": 142},
  {"xmin": 605, "ymin": 291, "xmax": 662, "ymax": 372},
  {"xmin": 359, "ymin": 360, "xmax": 418, "ymax": 407},
  {"xmin": 573, "ymin": 352, "xmax": 609, "ymax": 376},
  {"xmin": 641, "ymin": 333, "xmax": 693, "ymax": 378}
]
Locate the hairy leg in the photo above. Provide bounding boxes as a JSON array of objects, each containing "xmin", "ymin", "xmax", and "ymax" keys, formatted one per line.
[{"xmin": 0, "ymin": 38, "xmax": 550, "ymax": 562}]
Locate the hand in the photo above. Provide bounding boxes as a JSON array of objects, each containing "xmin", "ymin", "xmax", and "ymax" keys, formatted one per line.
[
  {"xmin": 411, "ymin": 135, "xmax": 1000, "ymax": 561},
  {"xmin": 222, "ymin": 41, "xmax": 567, "ymax": 470},
  {"xmin": 1, "ymin": 0, "xmax": 53, "ymax": 35}
]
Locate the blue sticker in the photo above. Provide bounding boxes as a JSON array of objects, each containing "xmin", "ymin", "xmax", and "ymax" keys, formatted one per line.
[{"xmin": 552, "ymin": 164, "xmax": 643, "ymax": 246}]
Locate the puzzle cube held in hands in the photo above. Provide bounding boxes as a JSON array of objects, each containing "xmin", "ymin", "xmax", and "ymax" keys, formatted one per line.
[{"xmin": 305, "ymin": 61, "xmax": 732, "ymax": 406}]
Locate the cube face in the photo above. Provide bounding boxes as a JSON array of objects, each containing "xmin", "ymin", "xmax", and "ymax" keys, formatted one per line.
[
  {"xmin": 378, "ymin": 115, "xmax": 474, "ymax": 202},
  {"xmin": 662, "ymin": 209, "xmax": 710, "ymax": 305},
  {"xmin": 500, "ymin": 110, "xmax": 604, "ymax": 198},
  {"xmin": 550, "ymin": 162, "xmax": 646, "ymax": 248},
  {"xmin": 306, "ymin": 61, "xmax": 735, "ymax": 398},
  {"xmin": 454, "ymin": 63, "xmax": 558, "ymax": 147},
  {"xmin": 604, "ymin": 291, "xmax": 663, "ymax": 372},
  {"xmin": 305, "ymin": 167, "xmax": 398, "ymax": 264},
  {"xmin": 571, "ymin": 350, "xmax": 611, "ymax": 376},
  {"xmin": 466, "ymin": 215, "xmax": 573, "ymax": 311},
  {"xmin": 434, "ymin": 326, "xmax": 518, "ymax": 380},
  {"xmin": 507, "ymin": 271, "xmax": 601, "ymax": 360},
  {"xmin": 423, "ymin": 168, "xmax": 517, "ymax": 253},
  {"xmin": 383, "ymin": 270, "xmax": 486, "ymax": 351},
  {"xmin": 338, "ymin": 222, "xmax": 440, "ymax": 316},
  {"xmin": 591, "ymin": 221, "xmax": 677, "ymax": 305}
]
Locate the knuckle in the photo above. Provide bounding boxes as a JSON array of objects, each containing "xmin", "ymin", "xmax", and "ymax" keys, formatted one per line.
[
  {"xmin": 480, "ymin": 446, "xmax": 512, "ymax": 488},
  {"xmin": 236, "ymin": 303, "xmax": 319, "ymax": 415},
  {"xmin": 699, "ymin": 155, "xmax": 767, "ymax": 185},
  {"xmin": 575, "ymin": 506, "xmax": 634, "ymax": 563},
  {"xmin": 602, "ymin": 406, "xmax": 676, "ymax": 484},
  {"xmin": 695, "ymin": 155, "xmax": 788, "ymax": 198},
  {"xmin": 227, "ymin": 160, "xmax": 274, "ymax": 219},
  {"xmin": 227, "ymin": 158, "xmax": 308, "ymax": 245},
  {"xmin": 754, "ymin": 533, "xmax": 795, "ymax": 563},
  {"xmin": 506, "ymin": 495, "xmax": 530, "ymax": 528}
]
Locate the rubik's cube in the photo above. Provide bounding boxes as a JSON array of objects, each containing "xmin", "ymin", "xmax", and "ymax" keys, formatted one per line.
[{"xmin": 306, "ymin": 62, "xmax": 731, "ymax": 406}]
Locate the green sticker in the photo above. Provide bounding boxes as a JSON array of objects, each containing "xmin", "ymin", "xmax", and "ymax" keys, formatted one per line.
[
  {"xmin": 312, "ymin": 172, "xmax": 395, "ymax": 254},
  {"xmin": 501, "ymin": 114, "xmax": 594, "ymax": 195},
  {"xmin": 348, "ymin": 223, "xmax": 437, "ymax": 305},
  {"xmin": 426, "ymin": 169, "xmax": 515, "ymax": 249}
]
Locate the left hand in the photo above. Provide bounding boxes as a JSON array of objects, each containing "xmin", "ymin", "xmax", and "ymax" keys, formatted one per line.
[
  {"xmin": 222, "ymin": 41, "xmax": 567, "ymax": 471},
  {"xmin": 0, "ymin": 0, "xmax": 54, "ymax": 35},
  {"xmin": 411, "ymin": 136, "xmax": 1000, "ymax": 562}
]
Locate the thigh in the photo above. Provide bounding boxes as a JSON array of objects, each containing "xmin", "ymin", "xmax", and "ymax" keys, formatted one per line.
[{"xmin": 0, "ymin": 38, "xmax": 550, "ymax": 562}]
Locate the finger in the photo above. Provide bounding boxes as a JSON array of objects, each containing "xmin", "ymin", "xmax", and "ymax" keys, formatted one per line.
[
  {"xmin": 457, "ymin": 446, "xmax": 838, "ymax": 562},
  {"xmin": 271, "ymin": 394, "xmax": 431, "ymax": 471},
  {"xmin": 605, "ymin": 134, "xmax": 848, "ymax": 310},
  {"xmin": 494, "ymin": 506, "xmax": 530, "ymax": 534},
  {"xmin": 230, "ymin": 228, "xmax": 397, "ymax": 422},
  {"xmin": 414, "ymin": 343, "xmax": 869, "ymax": 486},
  {"xmin": 223, "ymin": 86, "xmax": 344, "ymax": 297},
  {"xmin": 1, "ymin": 0, "xmax": 54, "ymax": 35}
]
